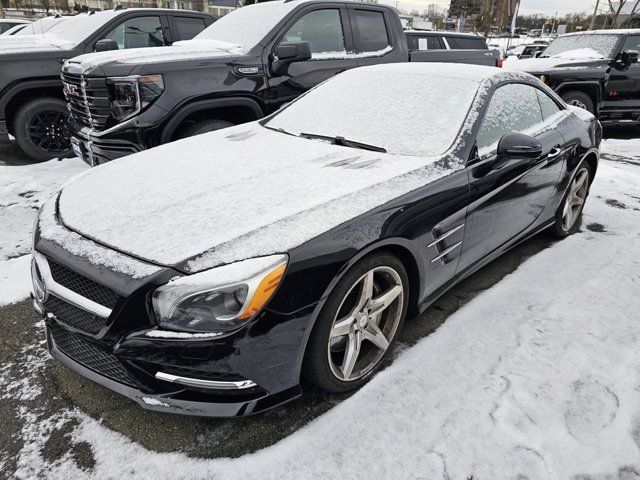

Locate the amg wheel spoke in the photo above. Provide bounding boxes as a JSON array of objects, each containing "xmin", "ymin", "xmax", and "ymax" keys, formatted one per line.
[
  {"xmin": 330, "ymin": 315, "xmax": 353, "ymax": 338},
  {"xmin": 362, "ymin": 323, "xmax": 389, "ymax": 351},
  {"xmin": 369, "ymin": 285, "xmax": 402, "ymax": 315},
  {"xmin": 356, "ymin": 270, "xmax": 374, "ymax": 310},
  {"xmin": 341, "ymin": 332, "xmax": 361, "ymax": 379}
]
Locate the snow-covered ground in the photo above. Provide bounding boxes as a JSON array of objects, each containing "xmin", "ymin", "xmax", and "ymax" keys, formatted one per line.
[
  {"xmin": 2, "ymin": 139, "xmax": 640, "ymax": 478},
  {"xmin": 0, "ymin": 158, "xmax": 87, "ymax": 306}
]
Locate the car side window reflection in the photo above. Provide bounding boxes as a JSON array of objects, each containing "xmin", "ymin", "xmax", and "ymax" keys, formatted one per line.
[
  {"xmin": 102, "ymin": 16, "xmax": 166, "ymax": 50},
  {"xmin": 537, "ymin": 89, "xmax": 561, "ymax": 119},
  {"xmin": 281, "ymin": 9, "xmax": 345, "ymax": 57},
  {"xmin": 476, "ymin": 83, "xmax": 544, "ymax": 155}
]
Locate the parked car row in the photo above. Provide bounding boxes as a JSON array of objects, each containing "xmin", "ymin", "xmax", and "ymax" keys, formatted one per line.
[
  {"xmin": 0, "ymin": 1, "xmax": 500, "ymax": 163},
  {"xmin": 23, "ymin": 0, "xmax": 605, "ymax": 418}
]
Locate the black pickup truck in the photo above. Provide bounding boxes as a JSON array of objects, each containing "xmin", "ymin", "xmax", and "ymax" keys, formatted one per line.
[
  {"xmin": 63, "ymin": 0, "xmax": 501, "ymax": 166},
  {"xmin": 504, "ymin": 29, "xmax": 640, "ymax": 125},
  {"xmin": 0, "ymin": 8, "xmax": 214, "ymax": 161}
]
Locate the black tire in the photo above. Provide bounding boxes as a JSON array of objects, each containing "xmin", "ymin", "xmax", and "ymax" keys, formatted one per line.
[
  {"xmin": 550, "ymin": 162, "xmax": 592, "ymax": 238},
  {"xmin": 13, "ymin": 97, "xmax": 72, "ymax": 162},
  {"xmin": 303, "ymin": 252, "xmax": 409, "ymax": 393},
  {"xmin": 178, "ymin": 119, "xmax": 234, "ymax": 138},
  {"xmin": 561, "ymin": 90, "xmax": 595, "ymax": 114}
]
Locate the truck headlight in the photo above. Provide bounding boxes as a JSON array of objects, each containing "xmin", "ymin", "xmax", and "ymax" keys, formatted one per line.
[
  {"xmin": 152, "ymin": 255, "xmax": 288, "ymax": 334},
  {"xmin": 107, "ymin": 74, "xmax": 164, "ymax": 121}
]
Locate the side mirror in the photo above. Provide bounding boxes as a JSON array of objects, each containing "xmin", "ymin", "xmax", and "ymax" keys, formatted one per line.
[
  {"xmin": 95, "ymin": 39, "xmax": 119, "ymax": 52},
  {"xmin": 497, "ymin": 132, "xmax": 543, "ymax": 158},
  {"xmin": 271, "ymin": 41, "xmax": 311, "ymax": 75},
  {"xmin": 613, "ymin": 50, "xmax": 639, "ymax": 70}
]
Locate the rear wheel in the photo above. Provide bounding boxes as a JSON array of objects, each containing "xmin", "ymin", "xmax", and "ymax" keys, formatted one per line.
[
  {"xmin": 303, "ymin": 253, "xmax": 409, "ymax": 393},
  {"xmin": 178, "ymin": 119, "xmax": 233, "ymax": 138},
  {"xmin": 13, "ymin": 98, "xmax": 72, "ymax": 162},
  {"xmin": 561, "ymin": 90, "xmax": 595, "ymax": 114},
  {"xmin": 550, "ymin": 163, "xmax": 592, "ymax": 237}
]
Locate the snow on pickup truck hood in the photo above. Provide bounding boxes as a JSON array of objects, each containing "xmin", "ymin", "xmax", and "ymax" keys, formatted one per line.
[
  {"xmin": 0, "ymin": 36, "xmax": 74, "ymax": 53},
  {"xmin": 68, "ymin": 39, "xmax": 243, "ymax": 73},
  {"xmin": 503, "ymin": 52, "xmax": 607, "ymax": 72},
  {"xmin": 56, "ymin": 124, "xmax": 458, "ymax": 273}
]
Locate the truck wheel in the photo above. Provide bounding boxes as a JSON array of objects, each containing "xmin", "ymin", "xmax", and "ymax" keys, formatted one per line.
[
  {"xmin": 179, "ymin": 119, "xmax": 233, "ymax": 138},
  {"xmin": 561, "ymin": 91, "xmax": 595, "ymax": 114},
  {"xmin": 13, "ymin": 98, "xmax": 72, "ymax": 162}
]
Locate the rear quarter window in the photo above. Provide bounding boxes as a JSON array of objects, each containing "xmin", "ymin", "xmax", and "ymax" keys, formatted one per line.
[
  {"xmin": 353, "ymin": 9, "xmax": 390, "ymax": 52},
  {"xmin": 445, "ymin": 36, "xmax": 487, "ymax": 50},
  {"xmin": 175, "ymin": 16, "xmax": 207, "ymax": 40}
]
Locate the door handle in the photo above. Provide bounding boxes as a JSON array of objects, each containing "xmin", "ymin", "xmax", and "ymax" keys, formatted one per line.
[{"xmin": 547, "ymin": 146, "xmax": 563, "ymax": 159}]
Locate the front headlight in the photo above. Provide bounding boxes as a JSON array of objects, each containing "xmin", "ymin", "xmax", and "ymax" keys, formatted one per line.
[
  {"xmin": 152, "ymin": 255, "xmax": 288, "ymax": 334},
  {"xmin": 107, "ymin": 74, "xmax": 164, "ymax": 121}
]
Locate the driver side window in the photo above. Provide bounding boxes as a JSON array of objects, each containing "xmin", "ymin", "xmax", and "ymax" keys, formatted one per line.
[
  {"xmin": 477, "ymin": 83, "xmax": 544, "ymax": 155},
  {"xmin": 102, "ymin": 16, "xmax": 166, "ymax": 50},
  {"xmin": 281, "ymin": 9, "xmax": 345, "ymax": 58}
]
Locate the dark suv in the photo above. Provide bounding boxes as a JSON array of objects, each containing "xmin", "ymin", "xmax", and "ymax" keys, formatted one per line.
[
  {"xmin": 0, "ymin": 8, "xmax": 214, "ymax": 161},
  {"xmin": 62, "ymin": 0, "xmax": 499, "ymax": 166},
  {"xmin": 505, "ymin": 30, "xmax": 640, "ymax": 124}
]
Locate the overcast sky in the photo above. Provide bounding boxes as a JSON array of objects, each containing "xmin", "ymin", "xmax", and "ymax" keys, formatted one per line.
[{"xmin": 380, "ymin": 0, "xmax": 596, "ymax": 16}]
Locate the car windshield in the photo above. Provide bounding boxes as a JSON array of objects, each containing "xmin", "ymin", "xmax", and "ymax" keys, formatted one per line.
[
  {"xmin": 195, "ymin": 1, "xmax": 297, "ymax": 53},
  {"xmin": 542, "ymin": 34, "xmax": 619, "ymax": 59},
  {"xmin": 266, "ymin": 68, "xmax": 480, "ymax": 157},
  {"xmin": 44, "ymin": 11, "xmax": 120, "ymax": 44}
]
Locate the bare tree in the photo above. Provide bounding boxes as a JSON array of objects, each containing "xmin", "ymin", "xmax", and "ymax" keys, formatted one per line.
[
  {"xmin": 589, "ymin": 0, "xmax": 600, "ymax": 29},
  {"xmin": 607, "ymin": 0, "xmax": 626, "ymax": 27},
  {"xmin": 622, "ymin": 0, "xmax": 640, "ymax": 25}
]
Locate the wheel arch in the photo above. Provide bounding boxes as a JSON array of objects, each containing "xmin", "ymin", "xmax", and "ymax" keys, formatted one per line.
[
  {"xmin": 1, "ymin": 79, "xmax": 64, "ymax": 134},
  {"xmin": 555, "ymin": 83, "xmax": 600, "ymax": 113},
  {"xmin": 581, "ymin": 149, "xmax": 599, "ymax": 185},
  {"xmin": 160, "ymin": 97, "xmax": 265, "ymax": 142},
  {"xmin": 295, "ymin": 237, "xmax": 424, "ymax": 381}
]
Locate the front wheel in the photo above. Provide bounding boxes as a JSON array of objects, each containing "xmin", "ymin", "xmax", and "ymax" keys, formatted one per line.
[
  {"xmin": 303, "ymin": 253, "xmax": 409, "ymax": 393},
  {"xmin": 550, "ymin": 163, "xmax": 592, "ymax": 238},
  {"xmin": 13, "ymin": 98, "xmax": 72, "ymax": 162},
  {"xmin": 178, "ymin": 119, "xmax": 234, "ymax": 138},
  {"xmin": 561, "ymin": 90, "xmax": 595, "ymax": 114}
]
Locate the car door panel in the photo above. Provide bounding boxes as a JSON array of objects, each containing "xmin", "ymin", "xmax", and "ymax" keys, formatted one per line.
[
  {"xmin": 457, "ymin": 83, "xmax": 567, "ymax": 274},
  {"xmin": 603, "ymin": 35, "xmax": 640, "ymax": 113}
]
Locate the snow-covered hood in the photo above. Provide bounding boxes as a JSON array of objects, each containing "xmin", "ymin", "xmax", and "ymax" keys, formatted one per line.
[
  {"xmin": 503, "ymin": 55, "xmax": 607, "ymax": 73},
  {"xmin": 0, "ymin": 35, "xmax": 74, "ymax": 53},
  {"xmin": 55, "ymin": 124, "xmax": 457, "ymax": 273},
  {"xmin": 67, "ymin": 39, "xmax": 244, "ymax": 74}
]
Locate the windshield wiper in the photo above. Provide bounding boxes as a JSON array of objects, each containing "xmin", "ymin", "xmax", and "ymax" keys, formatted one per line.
[
  {"xmin": 300, "ymin": 133, "xmax": 387, "ymax": 153},
  {"xmin": 262, "ymin": 125, "xmax": 296, "ymax": 136}
]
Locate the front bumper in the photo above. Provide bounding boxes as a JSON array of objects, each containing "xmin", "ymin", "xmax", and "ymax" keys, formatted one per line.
[
  {"xmin": 46, "ymin": 319, "xmax": 301, "ymax": 416},
  {"xmin": 32, "ymin": 240, "xmax": 314, "ymax": 417},
  {"xmin": 71, "ymin": 127, "xmax": 147, "ymax": 166}
]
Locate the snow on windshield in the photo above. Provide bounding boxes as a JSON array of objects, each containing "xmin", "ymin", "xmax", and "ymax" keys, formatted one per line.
[
  {"xmin": 195, "ymin": 1, "xmax": 297, "ymax": 53},
  {"xmin": 267, "ymin": 68, "xmax": 481, "ymax": 157},
  {"xmin": 543, "ymin": 34, "xmax": 619, "ymax": 59}
]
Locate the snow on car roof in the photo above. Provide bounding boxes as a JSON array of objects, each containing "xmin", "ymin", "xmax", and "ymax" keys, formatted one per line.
[
  {"xmin": 563, "ymin": 29, "xmax": 640, "ymax": 36},
  {"xmin": 351, "ymin": 62, "xmax": 512, "ymax": 83}
]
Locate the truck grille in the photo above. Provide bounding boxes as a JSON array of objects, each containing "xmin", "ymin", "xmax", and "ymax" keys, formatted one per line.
[
  {"xmin": 62, "ymin": 72, "xmax": 110, "ymax": 130},
  {"xmin": 48, "ymin": 258, "xmax": 118, "ymax": 310},
  {"xmin": 50, "ymin": 323, "xmax": 139, "ymax": 388},
  {"xmin": 46, "ymin": 295, "xmax": 106, "ymax": 335}
]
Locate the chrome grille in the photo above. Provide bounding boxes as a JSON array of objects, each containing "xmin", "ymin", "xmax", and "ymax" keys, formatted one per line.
[{"xmin": 62, "ymin": 72, "xmax": 110, "ymax": 130}]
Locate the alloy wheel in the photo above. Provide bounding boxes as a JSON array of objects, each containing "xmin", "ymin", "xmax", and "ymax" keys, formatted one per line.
[
  {"xmin": 562, "ymin": 167, "xmax": 589, "ymax": 232},
  {"xmin": 327, "ymin": 266, "xmax": 404, "ymax": 382},
  {"xmin": 568, "ymin": 99, "xmax": 587, "ymax": 110},
  {"xmin": 27, "ymin": 110, "xmax": 71, "ymax": 155}
]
